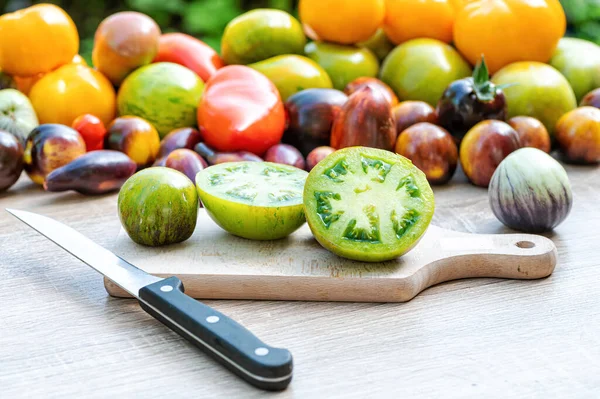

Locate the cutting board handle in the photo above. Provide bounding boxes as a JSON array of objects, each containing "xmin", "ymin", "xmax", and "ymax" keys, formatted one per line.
[{"xmin": 412, "ymin": 231, "xmax": 558, "ymax": 298}]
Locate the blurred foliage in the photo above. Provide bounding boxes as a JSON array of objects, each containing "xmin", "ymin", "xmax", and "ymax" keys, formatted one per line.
[
  {"xmin": 2, "ymin": 0, "xmax": 299, "ymax": 62},
  {"xmin": 561, "ymin": 0, "xmax": 600, "ymax": 44}
]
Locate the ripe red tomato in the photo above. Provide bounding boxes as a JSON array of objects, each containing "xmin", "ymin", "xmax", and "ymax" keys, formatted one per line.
[
  {"xmin": 153, "ymin": 33, "xmax": 224, "ymax": 82},
  {"xmin": 71, "ymin": 114, "xmax": 107, "ymax": 151},
  {"xmin": 197, "ymin": 65, "xmax": 285, "ymax": 155}
]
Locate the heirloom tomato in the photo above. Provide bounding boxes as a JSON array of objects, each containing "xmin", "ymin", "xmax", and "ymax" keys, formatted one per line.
[
  {"xmin": 383, "ymin": 0, "xmax": 455, "ymax": 45},
  {"xmin": 454, "ymin": 0, "xmax": 566, "ymax": 74},
  {"xmin": 0, "ymin": 4, "xmax": 78, "ymax": 76},
  {"xmin": 299, "ymin": 0, "xmax": 384, "ymax": 44},
  {"xmin": 29, "ymin": 64, "xmax": 116, "ymax": 127},
  {"xmin": 92, "ymin": 12, "xmax": 161, "ymax": 86},
  {"xmin": 153, "ymin": 33, "xmax": 223, "ymax": 82},
  {"xmin": 71, "ymin": 114, "xmax": 107, "ymax": 152},
  {"xmin": 197, "ymin": 66, "xmax": 285, "ymax": 155}
]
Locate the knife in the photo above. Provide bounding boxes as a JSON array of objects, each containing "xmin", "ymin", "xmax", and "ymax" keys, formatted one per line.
[{"xmin": 6, "ymin": 209, "xmax": 293, "ymax": 391}]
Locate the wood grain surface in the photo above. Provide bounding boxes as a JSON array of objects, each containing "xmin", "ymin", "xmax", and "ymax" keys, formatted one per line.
[
  {"xmin": 1, "ymin": 164, "xmax": 599, "ymax": 398},
  {"xmin": 107, "ymin": 214, "xmax": 557, "ymax": 302}
]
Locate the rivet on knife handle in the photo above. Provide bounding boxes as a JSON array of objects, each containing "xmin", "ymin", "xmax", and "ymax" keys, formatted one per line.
[{"xmin": 138, "ymin": 276, "xmax": 293, "ymax": 391}]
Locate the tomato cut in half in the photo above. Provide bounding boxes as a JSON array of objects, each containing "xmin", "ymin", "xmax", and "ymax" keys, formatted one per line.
[
  {"xmin": 196, "ymin": 162, "xmax": 308, "ymax": 240},
  {"xmin": 303, "ymin": 147, "xmax": 435, "ymax": 262}
]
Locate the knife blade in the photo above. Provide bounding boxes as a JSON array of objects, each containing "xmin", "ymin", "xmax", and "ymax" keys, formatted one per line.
[{"xmin": 6, "ymin": 209, "xmax": 293, "ymax": 391}]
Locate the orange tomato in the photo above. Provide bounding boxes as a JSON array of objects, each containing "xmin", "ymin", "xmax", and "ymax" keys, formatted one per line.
[
  {"xmin": 14, "ymin": 54, "xmax": 86, "ymax": 95},
  {"xmin": 449, "ymin": 0, "xmax": 471, "ymax": 9},
  {"xmin": 299, "ymin": 0, "xmax": 385, "ymax": 44},
  {"xmin": 454, "ymin": 0, "xmax": 566, "ymax": 74},
  {"xmin": 0, "ymin": 4, "xmax": 79, "ymax": 76},
  {"xmin": 14, "ymin": 74, "xmax": 44, "ymax": 96},
  {"xmin": 29, "ymin": 64, "xmax": 116, "ymax": 127},
  {"xmin": 383, "ymin": 0, "xmax": 455, "ymax": 45},
  {"xmin": 71, "ymin": 54, "xmax": 87, "ymax": 66}
]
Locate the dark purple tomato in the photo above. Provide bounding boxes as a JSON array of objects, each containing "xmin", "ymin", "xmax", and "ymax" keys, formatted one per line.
[
  {"xmin": 158, "ymin": 127, "xmax": 203, "ymax": 158},
  {"xmin": 344, "ymin": 77, "xmax": 398, "ymax": 106},
  {"xmin": 24, "ymin": 124, "xmax": 86, "ymax": 185},
  {"xmin": 393, "ymin": 101, "xmax": 438, "ymax": 135},
  {"xmin": 165, "ymin": 148, "xmax": 207, "ymax": 182},
  {"xmin": 44, "ymin": 150, "xmax": 136, "ymax": 195},
  {"xmin": 436, "ymin": 57, "xmax": 507, "ymax": 143},
  {"xmin": 283, "ymin": 88, "xmax": 348, "ymax": 157},
  {"xmin": 0, "ymin": 130, "xmax": 24, "ymax": 191},
  {"xmin": 330, "ymin": 86, "xmax": 396, "ymax": 151},
  {"xmin": 193, "ymin": 142, "xmax": 263, "ymax": 165},
  {"xmin": 580, "ymin": 88, "xmax": 600, "ymax": 108},
  {"xmin": 153, "ymin": 156, "xmax": 167, "ymax": 167},
  {"xmin": 507, "ymin": 116, "xmax": 551, "ymax": 153},
  {"xmin": 264, "ymin": 143, "xmax": 306, "ymax": 169},
  {"xmin": 306, "ymin": 146, "xmax": 335, "ymax": 171},
  {"xmin": 394, "ymin": 123, "xmax": 457, "ymax": 185},
  {"xmin": 460, "ymin": 120, "xmax": 521, "ymax": 187}
]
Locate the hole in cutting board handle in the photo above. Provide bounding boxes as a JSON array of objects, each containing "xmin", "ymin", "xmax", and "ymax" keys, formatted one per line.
[{"xmin": 515, "ymin": 241, "xmax": 535, "ymax": 249}]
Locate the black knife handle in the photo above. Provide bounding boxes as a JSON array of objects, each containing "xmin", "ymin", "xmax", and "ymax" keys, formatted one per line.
[{"xmin": 138, "ymin": 277, "xmax": 293, "ymax": 391}]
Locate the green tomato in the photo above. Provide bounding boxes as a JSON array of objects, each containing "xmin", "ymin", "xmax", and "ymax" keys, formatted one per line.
[
  {"xmin": 249, "ymin": 55, "xmax": 332, "ymax": 101},
  {"xmin": 118, "ymin": 167, "xmax": 198, "ymax": 246},
  {"xmin": 196, "ymin": 162, "xmax": 308, "ymax": 240},
  {"xmin": 358, "ymin": 28, "xmax": 395, "ymax": 61},
  {"xmin": 550, "ymin": 37, "xmax": 600, "ymax": 102},
  {"xmin": 303, "ymin": 147, "xmax": 435, "ymax": 262},
  {"xmin": 221, "ymin": 9, "xmax": 306, "ymax": 65},
  {"xmin": 117, "ymin": 62, "xmax": 204, "ymax": 138},
  {"xmin": 492, "ymin": 62, "xmax": 577, "ymax": 136},
  {"xmin": 380, "ymin": 38, "xmax": 471, "ymax": 106},
  {"xmin": 305, "ymin": 42, "xmax": 379, "ymax": 90}
]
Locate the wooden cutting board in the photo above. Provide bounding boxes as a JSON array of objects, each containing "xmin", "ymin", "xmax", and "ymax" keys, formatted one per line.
[{"xmin": 106, "ymin": 210, "xmax": 557, "ymax": 302}]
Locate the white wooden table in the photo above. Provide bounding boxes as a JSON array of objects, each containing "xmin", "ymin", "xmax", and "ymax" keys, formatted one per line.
[{"xmin": 1, "ymin": 164, "xmax": 599, "ymax": 398}]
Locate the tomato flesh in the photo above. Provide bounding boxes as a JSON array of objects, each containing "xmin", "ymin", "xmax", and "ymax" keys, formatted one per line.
[
  {"xmin": 196, "ymin": 162, "xmax": 307, "ymax": 240},
  {"xmin": 304, "ymin": 147, "xmax": 435, "ymax": 262}
]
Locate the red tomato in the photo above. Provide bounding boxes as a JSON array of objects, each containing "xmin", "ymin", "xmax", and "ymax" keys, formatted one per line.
[
  {"xmin": 153, "ymin": 33, "xmax": 224, "ymax": 82},
  {"xmin": 198, "ymin": 65, "xmax": 286, "ymax": 155},
  {"xmin": 71, "ymin": 114, "xmax": 107, "ymax": 151}
]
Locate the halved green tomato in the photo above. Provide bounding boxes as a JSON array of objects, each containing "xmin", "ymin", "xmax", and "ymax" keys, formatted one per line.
[
  {"xmin": 195, "ymin": 162, "xmax": 308, "ymax": 240},
  {"xmin": 304, "ymin": 147, "xmax": 435, "ymax": 262}
]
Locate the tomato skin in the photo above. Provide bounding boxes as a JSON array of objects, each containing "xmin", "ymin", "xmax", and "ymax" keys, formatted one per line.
[
  {"xmin": 29, "ymin": 64, "xmax": 116, "ymax": 127},
  {"xmin": 383, "ymin": 0, "xmax": 455, "ymax": 45},
  {"xmin": 197, "ymin": 65, "xmax": 286, "ymax": 155},
  {"xmin": 454, "ymin": 0, "xmax": 566, "ymax": 74},
  {"xmin": 299, "ymin": 0, "xmax": 384, "ymax": 44},
  {"xmin": 14, "ymin": 55, "xmax": 87, "ymax": 95},
  {"xmin": 0, "ymin": 4, "xmax": 79, "ymax": 76},
  {"xmin": 153, "ymin": 33, "xmax": 224, "ymax": 82},
  {"xmin": 92, "ymin": 12, "xmax": 161, "ymax": 86},
  {"xmin": 72, "ymin": 114, "xmax": 107, "ymax": 152}
]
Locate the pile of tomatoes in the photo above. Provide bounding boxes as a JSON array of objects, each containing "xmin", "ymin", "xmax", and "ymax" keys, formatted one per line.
[{"xmin": 0, "ymin": 0, "xmax": 598, "ymax": 197}]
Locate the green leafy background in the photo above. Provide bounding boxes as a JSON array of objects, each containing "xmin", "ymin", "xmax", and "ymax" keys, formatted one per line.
[{"xmin": 1, "ymin": 0, "xmax": 599, "ymax": 63}]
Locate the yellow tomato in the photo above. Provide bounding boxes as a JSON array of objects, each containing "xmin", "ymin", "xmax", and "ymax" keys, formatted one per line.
[
  {"xmin": 454, "ymin": 0, "xmax": 566, "ymax": 73},
  {"xmin": 14, "ymin": 55, "xmax": 86, "ymax": 95},
  {"xmin": 71, "ymin": 54, "xmax": 87, "ymax": 66},
  {"xmin": 383, "ymin": 0, "xmax": 455, "ymax": 45},
  {"xmin": 0, "ymin": 4, "xmax": 79, "ymax": 76},
  {"xmin": 299, "ymin": 0, "xmax": 385, "ymax": 44},
  {"xmin": 29, "ymin": 64, "xmax": 116, "ymax": 126}
]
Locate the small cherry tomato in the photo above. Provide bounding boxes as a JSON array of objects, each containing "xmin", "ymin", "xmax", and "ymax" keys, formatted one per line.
[{"xmin": 72, "ymin": 114, "xmax": 107, "ymax": 152}]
